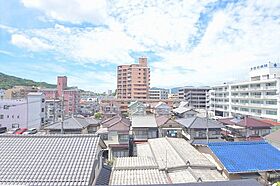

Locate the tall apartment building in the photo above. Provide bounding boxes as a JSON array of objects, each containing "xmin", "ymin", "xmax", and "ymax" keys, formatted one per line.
[
  {"xmin": 117, "ymin": 57, "xmax": 150, "ymax": 99},
  {"xmin": 149, "ymin": 87, "xmax": 169, "ymax": 99},
  {"xmin": 210, "ymin": 62, "xmax": 280, "ymax": 121},
  {"xmin": 40, "ymin": 76, "xmax": 80, "ymax": 116},
  {"xmin": 178, "ymin": 86, "xmax": 210, "ymax": 109}
]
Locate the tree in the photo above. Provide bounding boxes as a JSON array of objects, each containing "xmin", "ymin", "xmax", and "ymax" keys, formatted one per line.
[{"xmin": 94, "ymin": 112, "xmax": 102, "ymax": 119}]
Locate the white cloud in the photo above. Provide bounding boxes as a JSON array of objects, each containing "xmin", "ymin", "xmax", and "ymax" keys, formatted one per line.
[
  {"xmin": 21, "ymin": 0, "xmax": 109, "ymax": 25},
  {"xmin": 5, "ymin": 0, "xmax": 280, "ymax": 90},
  {"xmin": 11, "ymin": 34, "xmax": 52, "ymax": 51}
]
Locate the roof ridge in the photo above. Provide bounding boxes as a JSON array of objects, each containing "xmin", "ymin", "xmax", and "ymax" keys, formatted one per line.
[
  {"xmin": 72, "ymin": 116, "xmax": 84, "ymax": 128},
  {"xmin": 165, "ymin": 138, "xmax": 187, "ymax": 166},
  {"xmin": 108, "ymin": 115, "xmax": 123, "ymax": 128},
  {"xmin": 189, "ymin": 117, "xmax": 198, "ymax": 128}
]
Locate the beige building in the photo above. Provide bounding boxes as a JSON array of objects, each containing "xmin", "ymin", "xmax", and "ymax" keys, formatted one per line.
[{"xmin": 117, "ymin": 57, "xmax": 150, "ymax": 99}]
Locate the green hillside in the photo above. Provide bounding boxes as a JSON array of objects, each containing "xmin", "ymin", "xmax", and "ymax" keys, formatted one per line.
[{"xmin": 0, "ymin": 72, "xmax": 56, "ymax": 90}]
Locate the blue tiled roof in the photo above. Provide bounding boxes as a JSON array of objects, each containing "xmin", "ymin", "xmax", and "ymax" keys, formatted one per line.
[{"xmin": 208, "ymin": 141, "xmax": 280, "ymax": 173}]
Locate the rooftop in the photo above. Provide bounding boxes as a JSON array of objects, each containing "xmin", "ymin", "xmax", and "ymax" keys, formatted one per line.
[
  {"xmin": 218, "ymin": 117, "xmax": 272, "ymax": 128},
  {"xmin": 176, "ymin": 117, "xmax": 224, "ymax": 129},
  {"xmin": 208, "ymin": 141, "xmax": 280, "ymax": 174},
  {"xmin": 44, "ymin": 116, "xmax": 100, "ymax": 130},
  {"xmin": 0, "ymin": 134, "xmax": 106, "ymax": 185},
  {"xmin": 131, "ymin": 115, "xmax": 157, "ymax": 128}
]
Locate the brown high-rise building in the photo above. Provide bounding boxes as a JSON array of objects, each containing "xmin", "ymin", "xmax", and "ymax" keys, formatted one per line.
[{"xmin": 117, "ymin": 57, "xmax": 150, "ymax": 99}]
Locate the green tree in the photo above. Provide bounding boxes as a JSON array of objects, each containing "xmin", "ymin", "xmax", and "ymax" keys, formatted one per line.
[{"xmin": 94, "ymin": 112, "xmax": 102, "ymax": 119}]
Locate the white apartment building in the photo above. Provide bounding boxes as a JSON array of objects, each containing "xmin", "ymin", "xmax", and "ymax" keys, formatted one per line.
[
  {"xmin": 210, "ymin": 62, "xmax": 280, "ymax": 121},
  {"xmin": 45, "ymin": 99, "xmax": 62, "ymax": 125},
  {"xmin": 0, "ymin": 92, "xmax": 46, "ymax": 129},
  {"xmin": 149, "ymin": 88, "xmax": 169, "ymax": 99},
  {"xmin": 179, "ymin": 86, "xmax": 210, "ymax": 109}
]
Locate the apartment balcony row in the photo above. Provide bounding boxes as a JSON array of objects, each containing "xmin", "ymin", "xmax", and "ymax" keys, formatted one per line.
[
  {"xmin": 231, "ymin": 86, "xmax": 277, "ymax": 91},
  {"xmin": 230, "ymin": 95, "xmax": 278, "ymax": 99},
  {"xmin": 231, "ymin": 109, "xmax": 278, "ymax": 119},
  {"xmin": 231, "ymin": 102, "xmax": 278, "ymax": 109}
]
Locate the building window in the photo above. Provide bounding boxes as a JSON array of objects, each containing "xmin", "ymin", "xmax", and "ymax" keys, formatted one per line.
[
  {"xmin": 0, "ymin": 115, "xmax": 3, "ymax": 119},
  {"xmin": 266, "ymin": 110, "xmax": 277, "ymax": 115},
  {"xmin": 101, "ymin": 134, "xmax": 108, "ymax": 140},
  {"xmin": 3, "ymin": 105, "xmax": 9, "ymax": 109},
  {"xmin": 12, "ymin": 115, "xmax": 14, "ymax": 119},
  {"xmin": 7, "ymin": 115, "xmax": 9, "ymax": 118},
  {"xmin": 42, "ymin": 98, "xmax": 45, "ymax": 103},
  {"xmin": 119, "ymin": 134, "xmax": 129, "ymax": 142},
  {"xmin": 17, "ymin": 115, "xmax": 19, "ymax": 119},
  {"xmin": 12, "ymin": 123, "xmax": 19, "ymax": 128},
  {"xmin": 41, "ymin": 108, "xmax": 44, "ymax": 112},
  {"xmin": 41, "ymin": 118, "xmax": 44, "ymax": 123}
]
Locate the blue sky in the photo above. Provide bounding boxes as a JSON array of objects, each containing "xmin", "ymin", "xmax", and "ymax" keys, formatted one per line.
[{"xmin": 0, "ymin": 0, "xmax": 279, "ymax": 92}]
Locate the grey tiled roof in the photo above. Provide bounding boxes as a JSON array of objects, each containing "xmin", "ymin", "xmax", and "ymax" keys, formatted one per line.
[
  {"xmin": 0, "ymin": 134, "xmax": 105, "ymax": 185},
  {"xmin": 176, "ymin": 117, "xmax": 223, "ymax": 129},
  {"xmin": 114, "ymin": 157, "xmax": 158, "ymax": 170},
  {"xmin": 131, "ymin": 115, "xmax": 157, "ymax": 128},
  {"xmin": 96, "ymin": 165, "xmax": 112, "ymax": 186},
  {"xmin": 45, "ymin": 116, "xmax": 99, "ymax": 130},
  {"xmin": 110, "ymin": 169, "xmax": 170, "ymax": 185}
]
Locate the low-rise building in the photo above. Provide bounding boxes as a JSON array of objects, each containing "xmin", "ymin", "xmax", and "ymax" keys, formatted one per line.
[
  {"xmin": 110, "ymin": 137, "xmax": 226, "ymax": 185},
  {"xmin": 44, "ymin": 116, "xmax": 100, "ymax": 134},
  {"xmin": 208, "ymin": 141, "xmax": 280, "ymax": 184},
  {"xmin": 219, "ymin": 117, "xmax": 272, "ymax": 141},
  {"xmin": 156, "ymin": 115, "xmax": 183, "ymax": 138},
  {"xmin": 4, "ymin": 86, "xmax": 38, "ymax": 99},
  {"xmin": 97, "ymin": 115, "xmax": 131, "ymax": 160},
  {"xmin": 99, "ymin": 100, "xmax": 120, "ymax": 119},
  {"xmin": 131, "ymin": 115, "xmax": 158, "ymax": 142},
  {"xmin": 45, "ymin": 99, "xmax": 62, "ymax": 124},
  {"xmin": 0, "ymin": 134, "xmax": 107, "ymax": 185},
  {"xmin": 150, "ymin": 101, "xmax": 171, "ymax": 116},
  {"xmin": 128, "ymin": 101, "xmax": 146, "ymax": 116},
  {"xmin": 176, "ymin": 117, "xmax": 223, "ymax": 140}
]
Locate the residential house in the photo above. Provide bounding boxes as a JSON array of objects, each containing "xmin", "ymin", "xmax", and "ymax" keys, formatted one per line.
[
  {"xmin": 0, "ymin": 134, "xmax": 107, "ymax": 185},
  {"xmin": 110, "ymin": 137, "xmax": 226, "ymax": 185},
  {"xmin": 173, "ymin": 107, "xmax": 199, "ymax": 118},
  {"xmin": 44, "ymin": 115, "xmax": 100, "ymax": 134},
  {"xmin": 156, "ymin": 115, "xmax": 183, "ymax": 138},
  {"xmin": 131, "ymin": 115, "xmax": 158, "ymax": 142},
  {"xmin": 128, "ymin": 101, "xmax": 146, "ymax": 116},
  {"xmin": 264, "ymin": 129, "xmax": 280, "ymax": 149},
  {"xmin": 150, "ymin": 101, "xmax": 171, "ymax": 116},
  {"xmin": 208, "ymin": 141, "xmax": 280, "ymax": 184},
  {"xmin": 99, "ymin": 100, "xmax": 120, "ymax": 119},
  {"xmin": 176, "ymin": 116, "xmax": 224, "ymax": 140},
  {"xmin": 97, "ymin": 115, "xmax": 131, "ymax": 160},
  {"xmin": 219, "ymin": 117, "xmax": 272, "ymax": 141}
]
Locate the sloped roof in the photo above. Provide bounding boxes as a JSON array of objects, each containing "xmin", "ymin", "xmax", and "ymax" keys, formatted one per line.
[
  {"xmin": 131, "ymin": 115, "xmax": 157, "ymax": 128},
  {"xmin": 45, "ymin": 116, "xmax": 99, "ymax": 130},
  {"xmin": 265, "ymin": 129, "xmax": 280, "ymax": 149},
  {"xmin": 218, "ymin": 117, "xmax": 272, "ymax": 128},
  {"xmin": 173, "ymin": 107, "xmax": 194, "ymax": 114},
  {"xmin": 96, "ymin": 165, "xmax": 112, "ymax": 186},
  {"xmin": 261, "ymin": 119, "xmax": 280, "ymax": 126},
  {"xmin": 176, "ymin": 117, "xmax": 224, "ymax": 129},
  {"xmin": 208, "ymin": 141, "xmax": 280, "ymax": 173},
  {"xmin": 155, "ymin": 115, "xmax": 170, "ymax": 127},
  {"xmin": 0, "ymin": 134, "xmax": 106, "ymax": 185},
  {"xmin": 101, "ymin": 115, "xmax": 130, "ymax": 131}
]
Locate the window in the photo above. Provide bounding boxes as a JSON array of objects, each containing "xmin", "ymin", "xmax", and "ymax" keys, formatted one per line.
[
  {"xmin": 12, "ymin": 115, "xmax": 14, "ymax": 119},
  {"xmin": 12, "ymin": 123, "xmax": 19, "ymax": 128},
  {"xmin": 41, "ymin": 108, "xmax": 44, "ymax": 112},
  {"xmin": 119, "ymin": 134, "xmax": 129, "ymax": 142},
  {"xmin": 0, "ymin": 114, "xmax": 3, "ymax": 119},
  {"xmin": 41, "ymin": 117, "xmax": 44, "ymax": 123},
  {"xmin": 266, "ymin": 110, "xmax": 277, "ymax": 115},
  {"xmin": 7, "ymin": 115, "xmax": 9, "ymax": 118},
  {"xmin": 17, "ymin": 115, "xmax": 19, "ymax": 119},
  {"xmin": 3, "ymin": 105, "xmax": 9, "ymax": 109},
  {"xmin": 266, "ymin": 100, "xmax": 277, "ymax": 105},
  {"xmin": 102, "ymin": 134, "xmax": 108, "ymax": 140},
  {"xmin": 42, "ymin": 98, "xmax": 45, "ymax": 103}
]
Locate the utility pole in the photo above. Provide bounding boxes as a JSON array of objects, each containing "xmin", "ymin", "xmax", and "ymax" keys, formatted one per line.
[{"xmin": 61, "ymin": 93, "xmax": 64, "ymax": 134}]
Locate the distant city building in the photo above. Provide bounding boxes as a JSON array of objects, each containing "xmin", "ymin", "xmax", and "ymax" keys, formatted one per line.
[
  {"xmin": 108, "ymin": 89, "xmax": 113, "ymax": 95},
  {"xmin": 45, "ymin": 99, "xmax": 62, "ymax": 124},
  {"xmin": 210, "ymin": 62, "xmax": 280, "ymax": 121},
  {"xmin": 117, "ymin": 57, "xmax": 150, "ymax": 99},
  {"xmin": 0, "ymin": 92, "xmax": 45, "ymax": 129},
  {"xmin": 149, "ymin": 87, "xmax": 169, "ymax": 99},
  {"xmin": 40, "ymin": 76, "xmax": 80, "ymax": 116},
  {"xmin": 178, "ymin": 86, "xmax": 210, "ymax": 109},
  {"xmin": 168, "ymin": 93, "xmax": 179, "ymax": 100},
  {"xmin": 4, "ymin": 86, "xmax": 38, "ymax": 99}
]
